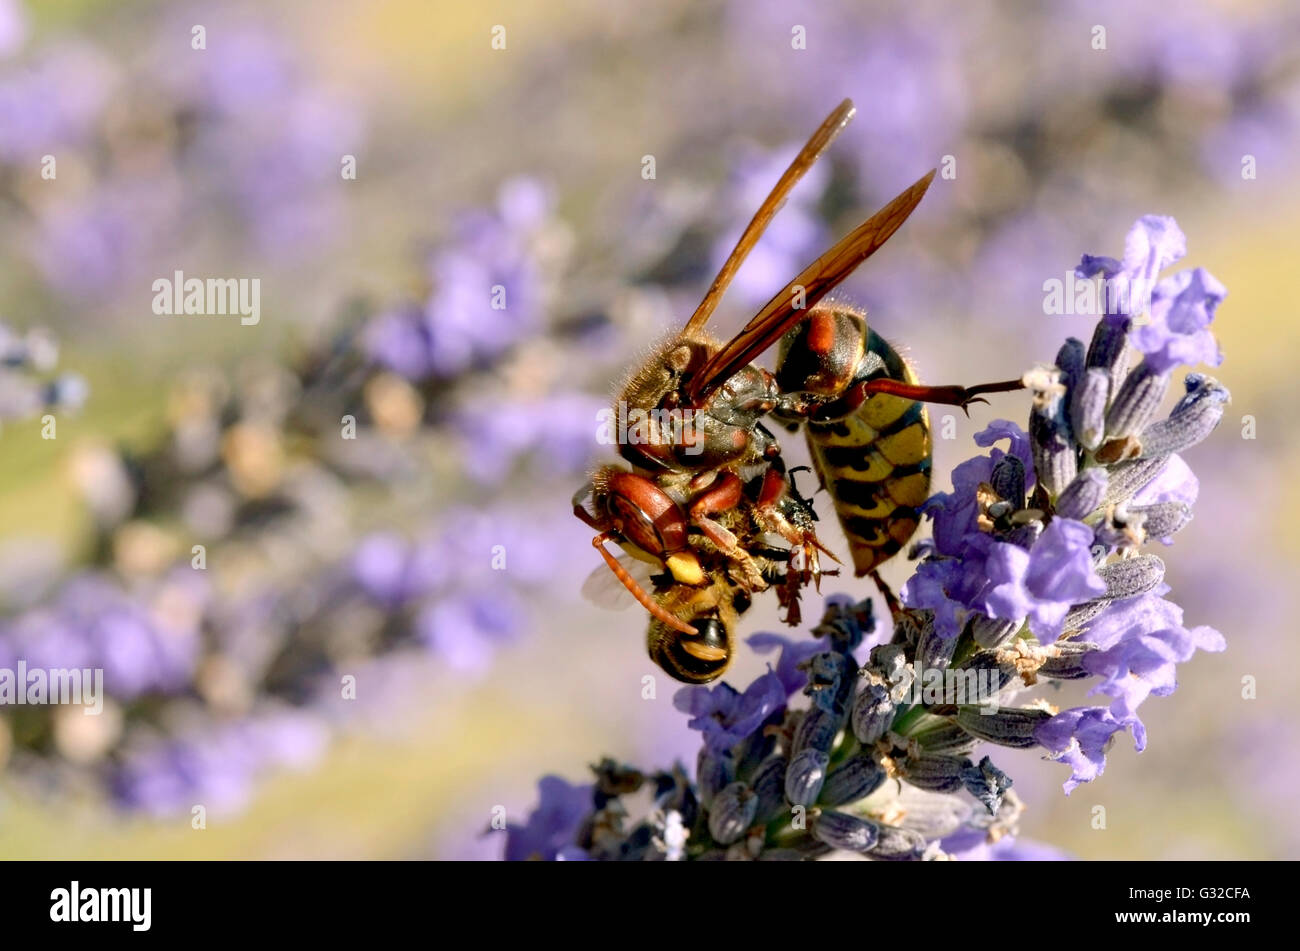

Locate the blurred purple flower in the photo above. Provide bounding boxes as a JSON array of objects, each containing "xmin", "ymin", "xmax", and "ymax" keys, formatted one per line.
[
  {"xmin": 0, "ymin": 41, "xmax": 116, "ymax": 162},
  {"xmin": 708, "ymin": 142, "xmax": 830, "ymax": 309},
  {"xmin": 416, "ymin": 589, "xmax": 525, "ymax": 674},
  {"xmin": 363, "ymin": 303, "xmax": 435, "ymax": 381},
  {"xmin": 725, "ymin": 1, "xmax": 967, "ymax": 188},
  {"xmin": 452, "ymin": 393, "xmax": 604, "ymax": 485},
  {"xmin": 504, "ymin": 776, "xmax": 592, "ymax": 861},
  {"xmin": 351, "ymin": 532, "xmax": 445, "ymax": 609},
  {"xmin": 0, "ymin": 0, "xmax": 26, "ymax": 59},
  {"xmin": 0, "ymin": 571, "xmax": 207, "ymax": 699},
  {"xmin": 365, "ymin": 178, "xmax": 559, "ymax": 381},
  {"xmin": 942, "ymin": 821, "xmax": 1074, "ymax": 860},
  {"xmin": 33, "ymin": 175, "xmax": 184, "ymax": 299},
  {"xmin": 111, "ymin": 709, "xmax": 328, "ymax": 817}
]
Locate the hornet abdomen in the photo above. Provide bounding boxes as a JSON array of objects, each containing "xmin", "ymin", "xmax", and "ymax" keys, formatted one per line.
[{"xmin": 774, "ymin": 307, "xmax": 932, "ymax": 576}]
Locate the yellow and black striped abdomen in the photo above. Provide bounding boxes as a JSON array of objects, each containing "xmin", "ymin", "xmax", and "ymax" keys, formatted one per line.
[{"xmin": 805, "ymin": 329, "xmax": 931, "ymax": 576}]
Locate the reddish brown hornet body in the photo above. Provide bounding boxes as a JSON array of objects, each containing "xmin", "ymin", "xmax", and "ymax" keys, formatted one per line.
[{"xmin": 576, "ymin": 99, "xmax": 1023, "ymax": 684}]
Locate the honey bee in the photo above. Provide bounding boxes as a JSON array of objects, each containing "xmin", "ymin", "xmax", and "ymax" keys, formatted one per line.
[{"xmin": 575, "ymin": 99, "xmax": 1022, "ymax": 683}]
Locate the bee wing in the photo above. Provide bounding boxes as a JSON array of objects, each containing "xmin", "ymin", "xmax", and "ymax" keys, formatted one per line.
[
  {"xmin": 581, "ymin": 554, "xmax": 658, "ymax": 611},
  {"xmin": 685, "ymin": 169, "xmax": 936, "ymax": 407},
  {"xmin": 683, "ymin": 99, "xmax": 857, "ymax": 337}
]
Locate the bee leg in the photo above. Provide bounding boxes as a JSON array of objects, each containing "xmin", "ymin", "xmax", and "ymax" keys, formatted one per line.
[
  {"xmin": 592, "ymin": 533, "xmax": 696, "ymax": 635},
  {"xmin": 572, "ymin": 478, "xmax": 606, "ymax": 530},
  {"xmin": 851, "ymin": 377, "xmax": 1026, "ymax": 417},
  {"xmin": 688, "ymin": 474, "xmax": 768, "ymax": 592},
  {"xmin": 573, "ymin": 501, "xmax": 602, "ymax": 530}
]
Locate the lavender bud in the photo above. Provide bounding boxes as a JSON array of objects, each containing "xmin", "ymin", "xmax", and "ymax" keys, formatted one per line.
[
  {"xmin": 1054, "ymin": 337, "xmax": 1086, "ymax": 394},
  {"xmin": 990, "ymin": 455, "xmax": 1026, "ymax": 510},
  {"xmin": 1061, "ymin": 598, "xmax": 1111, "ymax": 633},
  {"xmin": 954, "ymin": 706, "xmax": 1053, "ymax": 749},
  {"xmin": 750, "ymin": 755, "xmax": 790, "ymax": 823},
  {"xmin": 814, "ymin": 596, "xmax": 877, "ymax": 653},
  {"xmin": 911, "ymin": 721, "xmax": 979, "ymax": 755},
  {"xmin": 868, "ymin": 644, "xmax": 910, "ymax": 689},
  {"xmin": 591, "ymin": 757, "xmax": 644, "ymax": 797},
  {"xmin": 917, "ymin": 624, "xmax": 955, "ymax": 670},
  {"xmin": 960, "ymin": 756, "xmax": 1014, "ymax": 815},
  {"xmin": 707, "ymin": 782, "xmax": 757, "ymax": 845},
  {"xmin": 1103, "ymin": 454, "xmax": 1170, "ymax": 506},
  {"xmin": 1039, "ymin": 641, "xmax": 1100, "ymax": 680},
  {"xmin": 696, "ymin": 748, "xmax": 734, "ymax": 808},
  {"xmin": 1029, "ymin": 401, "xmax": 1077, "ymax": 496},
  {"xmin": 892, "ymin": 792, "xmax": 972, "ymax": 840},
  {"xmin": 900, "ymin": 754, "xmax": 967, "ymax": 793},
  {"xmin": 1070, "ymin": 367, "xmax": 1110, "ymax": 451},
  {"xmin": 1055, "ymin": 467, "xmax": 1109, "ymax": 520},
  {"xmin": 1106, "ymin": 361, "xmax": 1170, "ymax": 440},
  {"xmin": 851, "ymin": 683, "xmax": 895, "ymax": 744},
  {"xmin": 1098, "ymin": 554, "xmax": 1165, "ymax": 599},
  {"xmin": 1139, "ymin": 373, "xmax": 1230, "ymax": 456},
  {"xmin": 866, "ymin": 825, "xmax": 928, "ymax": 861},
  {"xmin": 793, "ymin": 703, "xmax": 842, "ymax": 756},
  {"xmin": 812, "ymin": 809, "xmax": 880, "ymax": 852},
  {"xmin": 784, "ymin": 748, "xmax": 830, "ymax": 807},
  {"xmin": 818, "ymin": 754, "xmax": 887, "ymax": 807},
  {"xmin": 802, "ymin": 651, "xmax": 855, "ymax": 715},
  {"xmin": 1130, "ymin": 501, "xmax": 1192, "ymax": 539},
  {"xmin": 890, "ymin": 608, "xmax": 929, "ymax": 649},
  {"xmin": 652, "ymin": 768, "xmax": 698, "ymax": 829},
  {"xmin": 970, "ymin": 612, "xmax": 1021, "ymax": 649},
  {"xmin": 1086, "ymin": 315, "xmax": 1133, "ymax": 392},
  {"xmin": 956, "ymin": 652, "xmax": 1018, "ymax": 694},
  {"xmin": 734, "ymin": 728, "xmax": 777, "ymax": 777}
]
